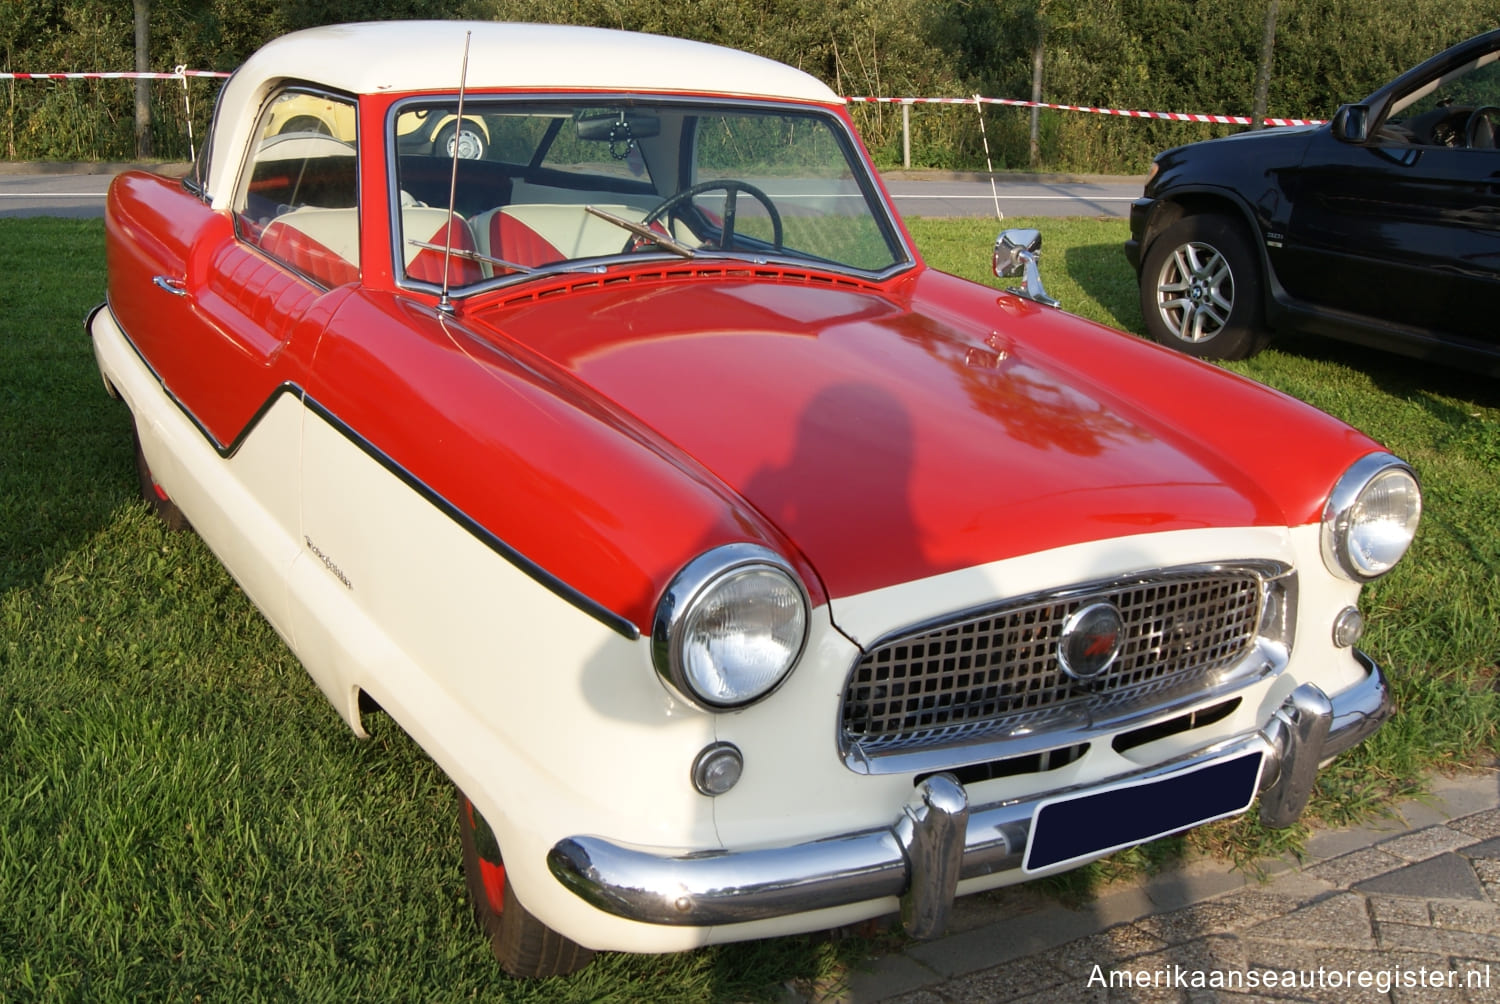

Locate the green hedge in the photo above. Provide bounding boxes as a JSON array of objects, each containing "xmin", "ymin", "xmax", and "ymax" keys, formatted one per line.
[{"xmin": 2, "ymin": 0, "xmax": 1493, "ymax": 171}]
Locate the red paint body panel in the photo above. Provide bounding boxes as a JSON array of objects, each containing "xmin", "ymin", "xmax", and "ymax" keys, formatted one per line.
[
  {"xmin": 106, "ymin": 172, "xmax": 337, "ymax": 447},
  {"xmin": 301, "ymin": 290, "xmax": 821, "ymax": 626},
  {"xmin": 464, "ymin": 268, "xmax": 1380, "ymax": 600}
]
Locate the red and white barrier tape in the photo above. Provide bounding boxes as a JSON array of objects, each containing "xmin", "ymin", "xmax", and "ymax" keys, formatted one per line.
[
  {"xmin": 0, "ymin": 67, "xmax": 229, "ymax": 81},
  {"xmin": 847, "ymin": 95, "xmax": 1324, "ymax": 128},
  {"xmin": 0, "ymin": 72, "xmax": 1322, "ymax": 127}
]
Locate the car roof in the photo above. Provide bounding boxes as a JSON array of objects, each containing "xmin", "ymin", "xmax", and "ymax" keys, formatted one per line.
[
  {"xmin": 204, "ymin": 21, "xmax": 842, "ymax": 205},
  {"xmin": 241, "ymin": 21, "xmax": 839, "ymax": 101}
]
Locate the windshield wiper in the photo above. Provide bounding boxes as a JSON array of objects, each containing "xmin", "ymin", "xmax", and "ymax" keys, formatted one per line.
[{"xmin": 584, "ymin": 205, "xmax": 697, "ymax": 259}]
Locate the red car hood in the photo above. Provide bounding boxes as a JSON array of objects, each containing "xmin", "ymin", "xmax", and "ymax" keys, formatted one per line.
[{"xmin": 468, "ymin": 266, "xmax": 1375, "ymax": 602}]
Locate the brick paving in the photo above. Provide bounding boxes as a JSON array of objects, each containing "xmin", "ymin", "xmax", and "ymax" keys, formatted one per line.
[{"xmin": 786, "ymin": 768, "xmax": 1500, "ymax": 1003}]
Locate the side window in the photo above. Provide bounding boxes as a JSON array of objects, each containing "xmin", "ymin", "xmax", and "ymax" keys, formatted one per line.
[
  {"xmin": 1387, "ymin": 58, "xmax": 1500, "ymax": 148},
  {"xmin": 234, "ymin": 89, "xmax": 360, "ymax": 287}
]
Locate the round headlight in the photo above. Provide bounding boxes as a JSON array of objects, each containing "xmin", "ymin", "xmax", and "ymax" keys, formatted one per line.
[
  {"xmin": 652, "ymin": 544, "xmax": 809, "ymax": 710},
  {"xmin": 1321, "ymin": 454, "xmax": 1421, "ymax": 581}
]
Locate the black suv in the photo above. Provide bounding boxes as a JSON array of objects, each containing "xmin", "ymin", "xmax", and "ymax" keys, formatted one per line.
[{"xmin": 1126, "ymin": 29, "xmax": 1500, "ymax": 377}]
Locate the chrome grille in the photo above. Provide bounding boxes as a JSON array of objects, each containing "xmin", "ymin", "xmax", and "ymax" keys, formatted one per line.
[{"xmin": 841, "ymin": 568, "xmax": 1272, "ymax": 758}]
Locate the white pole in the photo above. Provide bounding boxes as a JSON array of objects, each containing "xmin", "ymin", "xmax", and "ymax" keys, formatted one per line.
[{"xmin": 902, "ymin": 102, "xmax": 911, "ymax": 169}]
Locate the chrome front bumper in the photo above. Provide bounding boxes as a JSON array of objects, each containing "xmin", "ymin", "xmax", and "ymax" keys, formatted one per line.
[{"xmin": 548, "ymin": 654, "xmax": 1389, "ymax": 937}]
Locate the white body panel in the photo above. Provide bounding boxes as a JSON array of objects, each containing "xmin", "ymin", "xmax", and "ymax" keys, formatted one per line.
[
  {"xmin": 707, "ymin": 522, "xmax": 1365, "ymax": 851},
  {"xmin": 92, "ymin": 308, "xmax": 302, "ymax": 643}
]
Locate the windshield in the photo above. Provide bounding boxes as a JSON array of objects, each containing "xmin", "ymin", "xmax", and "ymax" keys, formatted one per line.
[{"xmin": 390, "ymin": 98, "xmax": 910, "ymax": 290}]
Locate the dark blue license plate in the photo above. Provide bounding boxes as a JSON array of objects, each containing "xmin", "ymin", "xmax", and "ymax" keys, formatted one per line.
[{"xmin": 1024, "ymin": 750, "xmax": 1264, "ymax": 873}]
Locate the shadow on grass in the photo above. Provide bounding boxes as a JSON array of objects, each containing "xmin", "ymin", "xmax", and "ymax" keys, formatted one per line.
[
  {"xmin": 1062, "ymin": 240, "xmax": 1144, "ymax": 335},
  {"xmin": 1271, "ymin": 329, "xmax": 1500, "ymax": 411},
  {"xmin": 0, "ymin": 218, "xmax": 134, "ymax": 595}
]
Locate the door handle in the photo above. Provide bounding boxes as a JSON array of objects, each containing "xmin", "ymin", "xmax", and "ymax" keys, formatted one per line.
[{"xmin": 152, "ymin": 275, "xmax": 188, "ymax": 297}]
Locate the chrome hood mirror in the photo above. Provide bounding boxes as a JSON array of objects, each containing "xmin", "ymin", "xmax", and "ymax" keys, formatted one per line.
[{"xmin": 992, "ymin": 228, "xmax": 1059, "ymax": 307}]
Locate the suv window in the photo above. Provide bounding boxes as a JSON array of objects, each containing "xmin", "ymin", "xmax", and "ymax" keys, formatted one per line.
[{"xmin": 1386, "ymin": 54, "xmax": 1500, "ymax": 147}]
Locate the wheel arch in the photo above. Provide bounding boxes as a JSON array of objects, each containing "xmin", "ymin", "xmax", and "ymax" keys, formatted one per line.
[{"xmin": 1137, "ymin": 189, "xmax": 1277, "ymax": 316}]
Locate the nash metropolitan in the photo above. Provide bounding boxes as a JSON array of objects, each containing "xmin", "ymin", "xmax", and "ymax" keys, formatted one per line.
[{"xmin": 90, "ymin": 21, "xmax": 1422, "ymax": 978}]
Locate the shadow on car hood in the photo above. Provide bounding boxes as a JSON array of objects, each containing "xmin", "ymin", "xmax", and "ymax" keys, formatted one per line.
[{"xmin": 468, "ymin": 267, "xmax": 1376, "ymax": 602}]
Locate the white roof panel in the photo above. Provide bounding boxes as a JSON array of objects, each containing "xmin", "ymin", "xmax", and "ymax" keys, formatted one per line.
[
  {"xmin": 206, "ymin": 21, "xmax": 841, "ymax": 200},
  {"xmin": 244, "ymin": 21, "xmax": 838, "ymax": 100}
]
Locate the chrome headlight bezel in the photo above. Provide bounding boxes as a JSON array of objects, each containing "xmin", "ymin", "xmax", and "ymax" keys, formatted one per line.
[
  {"xmin": 651, "ymin": 543, "xmax": 810, "ymax": 711},
  {"xmin": 1321, "ymin": 453, "xmax": 1422, "ymax": 582}
]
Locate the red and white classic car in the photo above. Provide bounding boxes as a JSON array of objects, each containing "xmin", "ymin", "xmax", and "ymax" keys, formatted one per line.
[{"xmin": 90, "ymin": 21, "xmax": 1421, "ymax": 978}]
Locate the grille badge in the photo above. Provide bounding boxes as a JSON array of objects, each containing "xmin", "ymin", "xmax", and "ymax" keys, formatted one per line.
[{"xmin": 1058, "ymin": 602, "xmax": 1125, "ymax": 681}]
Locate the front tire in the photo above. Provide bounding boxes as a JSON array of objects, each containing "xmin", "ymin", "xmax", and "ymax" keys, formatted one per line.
[
  {"xmin": 1140, "ymin": 214, "xmax": 1269, "ymax": 361},
  {"xmin": 457, "ymin": 791, "xmax": 595, "ymax": 978}
]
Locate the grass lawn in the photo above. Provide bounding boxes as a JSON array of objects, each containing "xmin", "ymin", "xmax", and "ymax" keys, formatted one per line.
[{"xmin": 2, "ymin": 214, "xmax": 1496, "ymax": 1000}]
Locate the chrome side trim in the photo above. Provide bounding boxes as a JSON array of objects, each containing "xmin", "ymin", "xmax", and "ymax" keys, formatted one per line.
[{"xmin": 548, "ymin": 655, "xmax": 1390, "ymax": 930}]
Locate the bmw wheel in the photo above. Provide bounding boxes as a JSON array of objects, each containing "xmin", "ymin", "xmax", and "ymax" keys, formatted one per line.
[{"xmin": 1140, "ymin": 214, "xmax": 1269, "ymax": 361}]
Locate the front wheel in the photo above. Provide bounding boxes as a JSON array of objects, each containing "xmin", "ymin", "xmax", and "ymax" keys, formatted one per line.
[
  {"xmin": 1139, "ymin": 214, "xmax": 1269, "ymax": 361},
  {"xmin": 457, "ymin": 791, "xmax": 595, "ymax": 978}
]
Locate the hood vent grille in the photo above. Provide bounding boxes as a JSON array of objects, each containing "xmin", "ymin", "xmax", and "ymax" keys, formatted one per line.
[{"xmin": 488, "ymin": 263, "xmax": 881, "ymax": 309}]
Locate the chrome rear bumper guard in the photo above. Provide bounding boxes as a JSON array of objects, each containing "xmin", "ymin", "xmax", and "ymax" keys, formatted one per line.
[{"xmin": 548, "ymin": 653, "xmax": 1389, "ymax": 937}]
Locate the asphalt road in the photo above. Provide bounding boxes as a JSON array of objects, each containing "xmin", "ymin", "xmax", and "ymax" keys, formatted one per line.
[
  {"xmin": 882, "ymin": 172, "xmax": 1141, "ymax": 219},
  {"xmin": 0, "ymin": 165, "xmax": 1143, "ymax": 219},
  {"xmin": 0, "ymin": 170, "xmax": 119, "ymax": 218}
]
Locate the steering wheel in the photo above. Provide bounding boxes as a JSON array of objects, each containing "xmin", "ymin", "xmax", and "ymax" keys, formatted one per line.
[
  {"xmin": 1465, "ymin": 106, "xmax": 1500, "ymax": 148},
  {"xmin": 630, "ymin": 179, "xmax": 784, "ymax": 253}
]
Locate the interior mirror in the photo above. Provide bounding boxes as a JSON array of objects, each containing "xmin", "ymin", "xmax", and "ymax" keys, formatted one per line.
[
  {"xmin": 1332, "ymin": 104, "xmax": 1370, "ymax": 144},
  {"xmin": 576, "ymin": 112, "xmax": 661, "ymax": 142}
]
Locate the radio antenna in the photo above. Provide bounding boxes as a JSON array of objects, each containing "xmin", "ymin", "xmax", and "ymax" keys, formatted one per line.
[{"xmin": 438, "ymin": 30, "xmax": 472, "ymax": 314}]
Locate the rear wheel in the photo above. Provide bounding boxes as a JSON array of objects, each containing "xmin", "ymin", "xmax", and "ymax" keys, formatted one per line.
[
  {"xmin": 434, "ymin": 119, "xmax": 486, "ymax": 161},
  {"xmin": 1140, "ymin": 213, "xmax": 1270, "ymax": 361},
  {"xmin": 133, "ymin": 428, "xmax": 189, "ymax": 531},
  {"xmin": 457, "ymin": 790, "xmax": 595, "ymax": 978},
  {"xmin": 278, "ymin": 114, "xmax": 332, "ymax": 136}
]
